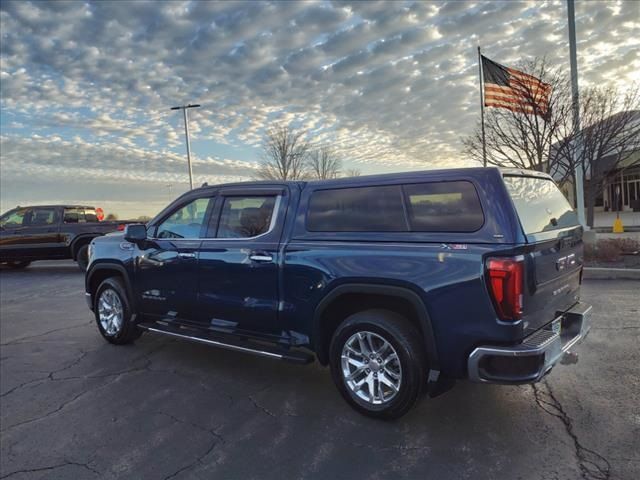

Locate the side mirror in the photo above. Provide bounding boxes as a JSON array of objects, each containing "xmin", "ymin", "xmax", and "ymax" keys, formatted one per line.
[{"xmin": 124, "ymin": 224, "xmax": 147, "ymax": 243}]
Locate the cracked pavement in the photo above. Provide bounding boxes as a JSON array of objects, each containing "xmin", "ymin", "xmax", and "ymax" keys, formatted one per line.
[{"xmin": 1, "ymin": 261, "xmax": 639, "ymax": 479}]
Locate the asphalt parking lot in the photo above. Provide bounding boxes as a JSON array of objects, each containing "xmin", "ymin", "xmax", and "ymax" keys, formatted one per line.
[{"xmin": 1, "ymin": 261, "xmax": 638, "ymax": 480}]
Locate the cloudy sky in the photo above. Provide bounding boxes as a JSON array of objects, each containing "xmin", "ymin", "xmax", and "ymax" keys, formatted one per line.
[{"xmin": 1, "ymin": 0, "xmax": 638, "ymax": 218}]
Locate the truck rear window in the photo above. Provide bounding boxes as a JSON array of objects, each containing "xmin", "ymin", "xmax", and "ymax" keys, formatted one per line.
[{"xmin": 503, "ymin": 175, "xmax": 578, "ymax": 234}]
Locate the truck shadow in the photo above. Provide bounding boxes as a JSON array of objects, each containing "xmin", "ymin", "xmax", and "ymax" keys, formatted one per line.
[
  {"xmin": 133, "ymin": 331, "xmax": 525, "ymax": 429},
  {"xmin": 0, "ymin": 263, "xmax": 82, "ymax": 276},
  {"xmin": 122, "ymin": 332, "xmax": 538, "ymax": 479}
]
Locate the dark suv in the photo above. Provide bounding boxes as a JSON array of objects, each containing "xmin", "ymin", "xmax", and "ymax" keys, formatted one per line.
[{"xmin": 85, "ymin": 167, "xmax": 591, "ymax": 419}]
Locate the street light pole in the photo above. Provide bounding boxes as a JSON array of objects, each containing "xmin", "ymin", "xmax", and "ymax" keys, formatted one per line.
[
  {"xmin": 170, "ymin": 104, "xmax": 201, "ymax": 190},
  {"xmin": 567, "ymin": 0, "xmax": 586, "ymax": 227}
]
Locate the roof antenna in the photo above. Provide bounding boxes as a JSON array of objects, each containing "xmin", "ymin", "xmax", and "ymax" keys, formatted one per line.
[{"xmin": 201, "ymin": 182, "xmax": 208, "ymax": 187}]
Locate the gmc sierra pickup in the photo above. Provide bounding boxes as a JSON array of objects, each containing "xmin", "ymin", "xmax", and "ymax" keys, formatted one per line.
[
  {"xmin": 0, "ymin": 205, "xmax": 129, "ymax": 270},
  {"xmin": 85, "ymin": 167, "xmax": 591, "ymax": 419}
]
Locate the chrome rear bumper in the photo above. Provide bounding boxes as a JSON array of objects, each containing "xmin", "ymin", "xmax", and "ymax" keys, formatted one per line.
[{"xmin": 468, "ymin": 302, "xmax": 592, "ymax": 384}]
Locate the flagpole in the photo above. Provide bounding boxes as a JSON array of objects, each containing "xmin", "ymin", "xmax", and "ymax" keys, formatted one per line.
[{"xmin": 478, "ymin": 46, "xmax": 487, "ymax": 167}]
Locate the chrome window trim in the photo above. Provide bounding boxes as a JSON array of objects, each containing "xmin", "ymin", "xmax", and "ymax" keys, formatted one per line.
[{"xmin": 149, "ymin": 195, "xmax": 281, "ymax": 242}]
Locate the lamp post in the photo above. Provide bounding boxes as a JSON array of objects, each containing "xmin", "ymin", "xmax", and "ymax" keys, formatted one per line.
[
  {"xmin": 170, "ymin": 104, "xmax": 200, "ymax": 190},
  {"xmin": 567, "ymin": 0, "xmax": 586, "ymax": 227}
]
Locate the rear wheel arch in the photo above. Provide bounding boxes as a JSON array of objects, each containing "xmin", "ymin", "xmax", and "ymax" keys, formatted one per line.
[
  {"xmin": 312, "ymin": 284, "xmax": 440, "ymax": 378},
  {"xmin": 71, "ymin": 235, "xmax": 100, "ymax": 259}
]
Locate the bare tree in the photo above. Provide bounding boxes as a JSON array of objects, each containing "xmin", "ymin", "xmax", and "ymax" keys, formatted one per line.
[
  {"xmin": 462, "ymin": 57, "xmax": 573, "ymax": 173},
  {"xmin": 343, "ymin": 169, "xmax": 361, "ymax": 177},
  {"xmin": 256, "ymin": 125, "xmax": 310, "ymax": 180},
  {"xmin": 551, "ymin": 85, "xmax": 640, "ymax": 226},
  {"xmin": 309, "ymin": 146, "xmax": 341, "ymax": 180}
]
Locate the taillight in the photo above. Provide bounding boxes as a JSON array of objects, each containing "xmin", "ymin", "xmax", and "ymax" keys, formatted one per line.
[
  {"xmin": 117, "ymin": 224, "xmax": 125, "ymax": 231},
  {"xmin": 486, "ymin": 257, "xmax": 524, "ymax": 321}
]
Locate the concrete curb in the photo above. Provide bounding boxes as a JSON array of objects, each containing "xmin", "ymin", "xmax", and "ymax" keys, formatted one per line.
[{"xmin": 583, "ymin": 267, "xmax": 640, "ymax": 280}]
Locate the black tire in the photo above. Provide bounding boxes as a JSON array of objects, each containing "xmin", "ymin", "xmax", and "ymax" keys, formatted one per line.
[
  {"xmin": 5, "ymin": 260, "xmax": 31, "ymax": 269},
  {"xmin": 329, "ymin": 309, "xmax": 427, "ymax": 420},
  {"xmin": 76, "ymin": 244, "xmax": 89, "ymax": 271},
  {"xmin": 94, "ymin": 277, "xmax": 142, "ymax": 345}
]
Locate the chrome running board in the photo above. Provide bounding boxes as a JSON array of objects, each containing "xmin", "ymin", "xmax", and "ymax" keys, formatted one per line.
[{"xmin": 137, "ymin": 322, "xmax": 314, "ymax": 364}]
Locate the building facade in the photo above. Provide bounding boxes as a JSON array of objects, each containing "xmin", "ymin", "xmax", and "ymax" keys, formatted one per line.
[{"xmin": 552, "ymin": 111, "xmax": 640, "ymax": 214}]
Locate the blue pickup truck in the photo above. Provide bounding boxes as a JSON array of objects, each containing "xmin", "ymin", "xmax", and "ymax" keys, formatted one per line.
[{"xmin": 85, "ymin": 167, "xmax": 591, "ymax": 419}]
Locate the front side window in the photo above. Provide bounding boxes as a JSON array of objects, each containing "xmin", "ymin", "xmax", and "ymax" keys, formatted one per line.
[
  {"xmin": 307, "ymin": 186, "xmax": 407, "ymax": 232},
  {"xmin": 0, "ymin": 208, "xmax": 28, "ymax": 228},
  {"xmin": 404, "ymin": 181, "xmax": 484, "ymax": 232},
  {"xmin": 156, "ymin": 197, "xmax": 212, "ymax": 239},
  {"xmin": 216, "ymin": 196, "xmax": 276, "ymax": 238},
  {"xmin": 28, "ymin": 208, "xmax": 58, "ymax": 226}
]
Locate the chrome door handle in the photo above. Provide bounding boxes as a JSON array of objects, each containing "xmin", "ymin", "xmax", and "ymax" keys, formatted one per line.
[
  {"xmin": 249, "ymin": 254, "xmax": 273, "ymax": 263},
  {"xmin": 178, "ymin": 252, "xmax": 196, "ymax": 259}
]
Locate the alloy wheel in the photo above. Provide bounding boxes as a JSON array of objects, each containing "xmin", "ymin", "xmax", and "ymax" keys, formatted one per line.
[
  {"xmin": 98, "ymin": 289, "xmax": 123, "ymax": 336},
  {"xmin": 341, "ymin": 331, "xmax": 402, "ymax": 405}
]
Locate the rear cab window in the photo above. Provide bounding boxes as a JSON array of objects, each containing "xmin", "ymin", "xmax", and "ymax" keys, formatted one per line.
[
  {"xmin": 307, "ymin": 186, "xmax": 407, "ymax": 232},
  {"xmin": 306, "ymin": 181, "xmax": 484, "ymax": 233},
  {"xmin": 502, "ymin": 175, "xmax": 578, "ymax": 235},
  {"xmin": 404, "ymin": 181, "xmax": 484, "ymax": 232}
]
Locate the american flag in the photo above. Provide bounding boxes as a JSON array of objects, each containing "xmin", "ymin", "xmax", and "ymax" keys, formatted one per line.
[{"xmin": 481, "ymin": 55, "xmax": 551, "ymax": 117}]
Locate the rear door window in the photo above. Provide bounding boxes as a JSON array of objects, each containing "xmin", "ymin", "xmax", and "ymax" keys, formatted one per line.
[
  {"xmin": 403, "ymin": 181, "xmax": 484, "ymax": 232},
  {"xmin": 84, "ymin": 209, "xmax": 98, "ymax": 222},
  {"xmin": 307, "ymin": 185, "xmax": 407, "ymax": 232},
  {"xmin": 64, "ymin": 208, "xmax": 84, "ymax": 223},
  {"xmin": 216, "ymin": 196, "xmax": 277, "ymax": 238},
  {"xmin": 28, "ymin": 208, "xmax": 58, "ymax": 226},
  {"xmin": 503, "ymin": 175, "xmax": 578, "ymax": 234}
]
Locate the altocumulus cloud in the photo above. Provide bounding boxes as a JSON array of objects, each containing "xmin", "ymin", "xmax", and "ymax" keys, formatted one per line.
[{"xmin": 1, "ymin": 0, "xmax": 638, "ymax": 217}]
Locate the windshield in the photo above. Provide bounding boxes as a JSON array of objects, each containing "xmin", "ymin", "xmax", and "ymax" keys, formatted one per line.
[{"xmin": 503, "ymin": 175, "xmax": 578, "ymax": 235}]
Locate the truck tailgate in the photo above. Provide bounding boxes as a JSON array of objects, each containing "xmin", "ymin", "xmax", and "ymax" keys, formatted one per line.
[
  {"xmin": 522, "ymin": 226, "xmax": 583, "ymax": 333},
  {"xmin": 502, "ymin": 174, "xmax": 583, "ymax": 334}
]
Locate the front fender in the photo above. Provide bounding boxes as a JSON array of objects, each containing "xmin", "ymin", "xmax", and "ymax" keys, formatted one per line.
[{"xmin": 85, "ymin": 261, "xmax": 136, "ymax": 311}]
